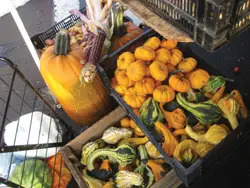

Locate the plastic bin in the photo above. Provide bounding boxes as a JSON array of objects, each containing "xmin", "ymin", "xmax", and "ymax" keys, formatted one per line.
[
  {"xmin": 140, "ymin": 0, "xmax": 249, "ymax": 51},
  {"xmin": 97, "ymin": 29, "xmax": 250, "ymax": 186}
]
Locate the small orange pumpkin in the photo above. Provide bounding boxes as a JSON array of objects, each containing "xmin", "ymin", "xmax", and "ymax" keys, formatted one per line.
[
  {"xmin": 169, "ymin": 74, "xmax": 191, "ymax": 92},
  {"xmin": 115, "ymin": 84, "xmax": 127, "ymax": 95},
  {"xmin": 144, "ymin": 36, "xmax": 161, "ymax": 50},
  {"xmin": 123, "ymin": 88, "xmax": 146, "ymax": 108},
  {"xmin": 135, "ymin": 46, "xmax": 155, "ymax": 61},
  {"xmin": 189, "ymin": 69, "xmax": 210, "ymax": 89},
  {"xmin": 149, "ymin": 61, "xmax": 168, "ymax": 81},
  {"xmin": 116, "ymin": 70, "xmax": 134, "ymax": 87},
  {"xmin": 135, "ymin": 77, "xmax": 155, "ymax": 95},
  {"xmin": 120, "ymin": 117, "xmax": 130, "ymax": 128},
  {"xmin": 154, "ymin": 48, "xmax": 171, "ymax": 64},
  {"xmin": 170, "ymin": 49, "xmax": 183, "ymax": 66},
  {"xmin": 117, "ymin": 52, "xmax": 135, "ymax": 70},
  {"xmin": 160, "ymin": 39, "xmax": 178, "ymax": 50},
  {"xmin": 153, "ymin": 85, "xmax": 175, "ymax": 103},
  {"xmin": 167, "ymin": 63, "xmax": 176, "ymax": 73},
  {"xmin": 127, "ymin": 60, "xmax": 147, "ymax": 81},
  {"xmin": 178, "ymin": 57, "xmax": 197, "ymax": 73}
]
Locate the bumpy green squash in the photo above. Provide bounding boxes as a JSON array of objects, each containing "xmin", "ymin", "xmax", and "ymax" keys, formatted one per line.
[{"xmin": 176, "ymin": 93, "xmax": 221, "ymax": 125}]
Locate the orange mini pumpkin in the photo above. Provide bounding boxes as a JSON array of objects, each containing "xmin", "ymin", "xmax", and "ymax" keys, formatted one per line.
[
  {"xmin": 144, "ymin": 36, "xmax": 161, "ymax": 50},
  {"xmin": 149, "ymin": 61, "xmax": 169, "ymax": 81},
  {"xmin": 135, "ymin": 46, "xmax": 155, "ymax": 61},
  {"xmin": 123, "ymin": 88, "xmax": 146, "ymax": 108},
  {"xmin": 169, "ymin": 74, "xmax": 191, "ymax": 92},
  {"xmin": 135, "ymin": 77, "xmax": 155, "ymax": 95},
  {"xmin": 178, "ymin": 57, "xmax": 197, "ymax": 73},
  {"xmin": 154, "ymin": 48, "xmax": 171, "ymax": 64},
  {"xmin": 170, "ymin": 49, "xmax": 183, "ymax": 66},
  {"xmin": 117, "ymin": 52, "xmax": 135, "ymax": 70},
  {"xmin": 160, "ymin": 39, "xmax": 178, "ymax": 50},
  {"xmin": 189, "ymin": 69, "xmax": 210, "ymax": 89},
  {"xmin": 116, "ymin": 70, "xmax": 134, "ymax": 87},
  {"xmin": 115, "ymin": 84, "xmax": 127, "ymax": 95},
  {"xmin": 153, "ymin": 85, "xmax": 175, "ymax": 103},
  {"xmin": 127, "ymin": 60, "xmax": 147, "ymax": 81}
]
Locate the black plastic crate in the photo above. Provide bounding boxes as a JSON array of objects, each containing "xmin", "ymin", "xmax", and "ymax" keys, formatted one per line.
[
  {"xmin": 97, "ymin": 29, "xmax": 250, "ymax": 186},
  {"xmin": 31, "ymin": 8, "xmax": 86, "ymax": 50},
  {"xmin": 140, "ymin": 0, "xmax": 250, "ymax": 51},
  {"xmin": 231, "ymin": 9, "xmax": 250, "ymax": 36},
  {"xmin": 232, "ymin": 0, "xmax": 250, "ymax": 18},
  {"xmin": 204, "ymin": 0, "xmax": 234, "ymax": 32}
]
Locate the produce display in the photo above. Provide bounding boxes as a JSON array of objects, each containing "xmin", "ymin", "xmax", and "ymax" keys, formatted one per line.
[
  {"xmin": 110, "ymin": 36, "xmax": 249, "ymax": 167},
  {"xmin": 79, "ymin": 119, "xmax": 171, "ymax": 188}
]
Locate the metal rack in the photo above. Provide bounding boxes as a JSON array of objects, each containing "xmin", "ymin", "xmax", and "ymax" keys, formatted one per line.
[{"xmin": 0, "ymin": 57, "xmax": 72, "ymax": 187}]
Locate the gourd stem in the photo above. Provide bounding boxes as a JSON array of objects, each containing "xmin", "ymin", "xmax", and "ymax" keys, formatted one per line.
[{"xmin": 54, "ymin": 29, "xmax": 70, "ymax": 55}]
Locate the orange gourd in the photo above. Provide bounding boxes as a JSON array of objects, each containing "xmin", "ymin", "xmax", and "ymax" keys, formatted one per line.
[
  {"xmin": 130, "ymin": 119, "xmax": 137, "ymax": 129},
  {"xmin": 178, "ymin": 57, "xmax": 197, "ymax": 73},
  {"xmin": 170, "ymin": 49, "xmax": 183, "ymax": 66},
  {"xmin": 144, "ymin": 36, "xmax": 161, "ymax": 50},
  {"xmin": 135, "ymin": 46, "xmax": 155, "ymax": 61},
  {"xmin": 154, "ymin": 48, "xmax": 171, "ymax": 64},
  {"xmin": 149, "ymin": 61, "xmax": 169, "ymax": 81},
  {"xmin": 135, "ymin": 77, "xmax": 155, "ymax": 95},
  {"xmin": 155, "ymin": 122, "xmax": 178, "ymax": 156},
  {"xmin": 160, "ymin": 39, "xmax": 178, "ymax": 50},
  {"xmin": 47, "ymin": 153, "xmax": 72, "ymax": 188},
  {"xmin": 116, "ymin": 70, "xmax": 134, "ymax": 87},
  {"xmin": 153, "ymin": 85, "xmax": 175, "ymax": 103},
  {"xmin": 189, "ymin": 69, "xmax": 210, "ymax": 89},
  {"xmin": 123, "ymin": 88, "xmax": 146, "ymax": 108},
  {"xmin": 120, "ymin": 117, "xmax": 130, "ymax": 128},
  {"xmin": 40, "ymin": 30, "xmax": 111, "ymax": 125},
  {"xmin": 111, "ymin": 22, "xmax": 144, "ymax": 51},
  {"xmin": 117, "ymin": 52, "xmax": 135, "ymax": 70},
  {"xmin": 169, "ymin": 74, "xmax": 191, "ymax": 92},
  {"xmin": 127, "ymin": 60, "xmax": 147, "ymax": 81}
]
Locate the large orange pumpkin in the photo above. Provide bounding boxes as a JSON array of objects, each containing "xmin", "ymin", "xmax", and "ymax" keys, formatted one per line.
[{"xmin": 40, "ymin": 30, "xmax": 111, "ymax": 126}]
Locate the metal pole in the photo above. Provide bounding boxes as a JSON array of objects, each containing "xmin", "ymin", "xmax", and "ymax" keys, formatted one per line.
[{"xmin": 6, "ymin": 0, "xmax": 40, "ymax": 69}]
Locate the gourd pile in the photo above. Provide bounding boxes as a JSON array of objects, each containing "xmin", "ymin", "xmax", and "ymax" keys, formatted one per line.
[
  {"xmin": 111, "ymin": 36, "xmax": 249, "ymax": 167},
  {"xmin": 80, "ymin": 121, "xmax": 170, "ymax": 188}
]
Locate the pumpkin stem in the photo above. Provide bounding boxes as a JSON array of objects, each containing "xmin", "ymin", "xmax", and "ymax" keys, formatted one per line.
[
  {"xmin": 169, "ymin": 69, "xmax": 184, "ymax": 76},
  {"xmin": 54, "ymin": 29, "xmax": 70, "ymax": 55},
  {"xmin": 112, "ymin": 3, "xmax": 127, "ymax": 37}
]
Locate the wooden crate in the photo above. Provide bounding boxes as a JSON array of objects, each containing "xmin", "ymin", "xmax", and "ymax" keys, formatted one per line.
[{"xmin": 60, "ymin": 106, "xmax": 182, "ymax": 188}]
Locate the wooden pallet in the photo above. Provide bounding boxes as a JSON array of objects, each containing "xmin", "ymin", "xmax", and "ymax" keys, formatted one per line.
[{"xmin": 120, "ymin": 0, "xmax": 193, "ymax": 42}]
